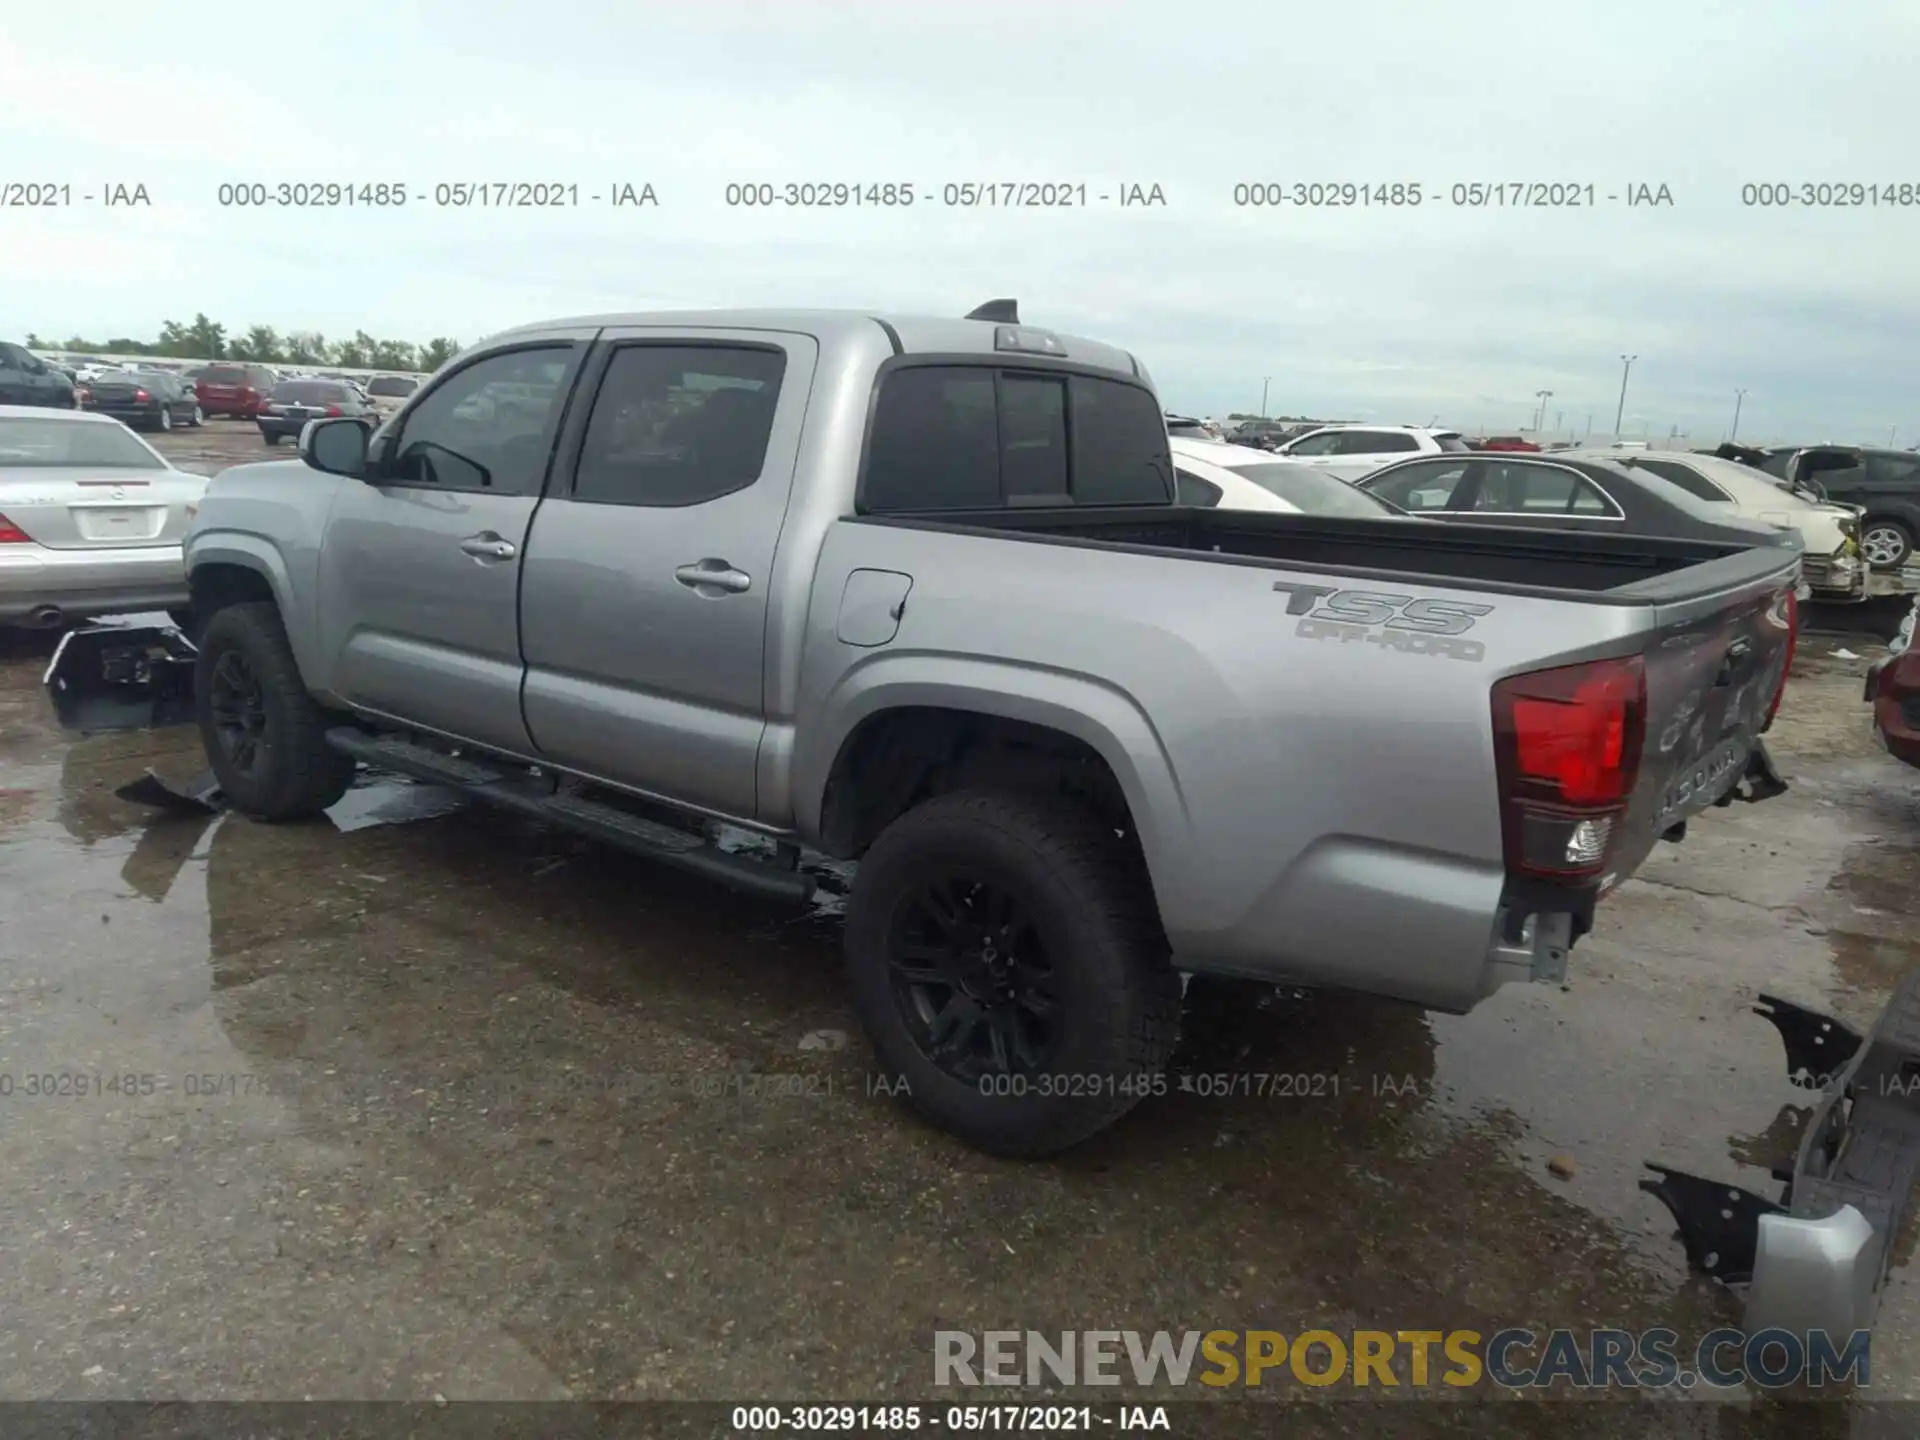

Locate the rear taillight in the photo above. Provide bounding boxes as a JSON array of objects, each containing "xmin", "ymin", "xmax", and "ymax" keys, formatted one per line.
[
  {"xmin": 1762, "ymin": 585, "xmax": 1797, "ymax": 732},
  {"xmin": 0, "ymin": 513, "xmax": 31, "ymax": 544},
  {"xmin": 133, "ymin": 389, "xmax": 149, "ymax": 402},
  {"xmin": 324, "ymin": 404, "xmax": 344, "ymax": 416},
  {"xmin": 1492, "ymin": 655, "xmax": 1647, "ymax": 881}
]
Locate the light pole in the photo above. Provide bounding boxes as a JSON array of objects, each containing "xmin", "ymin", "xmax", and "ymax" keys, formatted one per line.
[
  {"xmin": 1585, "ymin": 413, "xmax": 1593, "ymax": 439},
  {"xmin": 1891, "ymin": 426, "xmax": 1899, "ymax": 447},
  {"xmin": 1731, "ymin": 388, "xmax": 1747, "ymax": 442},
  {"xmin": 1261, "ymin": 377, "xmax": 1271, "ymax": 417},
  {"xmin": 1613, "ymin": 355, "xmax": 1636, "ymax": 439},
  {"xmin": 1534, "ymin": 389, "xmax": 1553, "ymax": 433},
  {"xmin": 1554, "ymin": 409, "xmax": 1563, "ymax": 434}
]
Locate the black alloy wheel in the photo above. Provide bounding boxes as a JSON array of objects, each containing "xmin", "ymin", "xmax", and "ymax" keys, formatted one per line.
[
  {"xmin": 887, "ymin": 871, "xmax": 1063, "ymax": 1082},
  {"xmin": 207, "ymin": 648, "xmax": 269, "ymax": 779}
]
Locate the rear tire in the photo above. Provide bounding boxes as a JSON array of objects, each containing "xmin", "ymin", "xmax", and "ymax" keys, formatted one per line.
[
  {"xmin": 189, "ymin": 405, "xmax": 203, "ymax": 427},
  {"xmin": 263, "ymin": 432, "xmax": 283, "ymax": 446},
  {"xmin": 194, "ymin": 601, "xmax": 354, "ymax": 821},
  {"xmin": 1862, "ymin": 518, "xmax": 1913, "ymax": 571},
  {"xmin": 844, "ymin": 789, "xmax": 1181, "ymax": 1157},
  {"xmin": 156, "ymin": 407, "xmax": 173, "ymax": 432}
]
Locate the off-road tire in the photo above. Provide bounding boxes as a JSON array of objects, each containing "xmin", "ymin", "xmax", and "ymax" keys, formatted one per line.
[
  {"xmin": 194, "ymin": 601, "xmax": 354, "ymax": 821},
  {"xmin": 844, "ymin": 789, "xmax": 1182, "ymax": 1157}
]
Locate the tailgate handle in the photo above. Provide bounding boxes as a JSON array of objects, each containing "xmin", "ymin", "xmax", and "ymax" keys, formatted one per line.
[{"xmin": 1715, "ymin": 637, "xmax": 1755, "ymax": 687}]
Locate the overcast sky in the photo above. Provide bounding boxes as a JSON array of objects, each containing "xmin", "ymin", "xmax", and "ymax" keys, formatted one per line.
[{"xmin": 4, "ymin": 0, "xmax": 1916, "ymax": 443}]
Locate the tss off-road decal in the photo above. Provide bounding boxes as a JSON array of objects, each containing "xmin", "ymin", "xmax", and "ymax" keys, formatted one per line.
[{"xmin": 1272, "ymin": 582, "xmax": 1494, "ymax": 662}]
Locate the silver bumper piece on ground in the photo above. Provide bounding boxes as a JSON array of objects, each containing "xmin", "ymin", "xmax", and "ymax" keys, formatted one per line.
[{"xmin": 1643, "ymin": 969, "xmax": 1920, "ymax": 1342}]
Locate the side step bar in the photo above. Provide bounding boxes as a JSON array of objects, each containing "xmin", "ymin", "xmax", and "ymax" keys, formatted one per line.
[
  {"xmin": 1641, "ymin": 978, "xmax": 1920, "ymax": 1336},
  {"xmin": 323, "ymin": 729, "xmax": 816, "ymax": 905}
]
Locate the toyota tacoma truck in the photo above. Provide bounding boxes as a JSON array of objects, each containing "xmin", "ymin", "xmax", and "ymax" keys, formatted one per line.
[{"xmin": 49, "ymin": 300, "xmax": 1909, "ymax": 1340}]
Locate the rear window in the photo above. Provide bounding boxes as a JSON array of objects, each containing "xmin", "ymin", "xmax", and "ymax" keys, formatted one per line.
[
  {"xmin": 861, "ymin": 366, "xmax": 1173, "ymax": 512},
  {"xmin": 1226, "ymin": 461, "xmax": 1398, "ymax": 518},
  {"xmin": 1634, "ymin": 458, "xmax": 1730, "ymax": 501},
  {"xmin": 200, "ymin": 367, "xmax": 248, "ymax": 384},
  {"xmin": 367, "ymin": 376, "xmax": 418, "ymax": 398},
  {"xmin": 1175, "ymin": 470, "xmax": 1223, "ymax": 506},
  {"xmin": 0, "ymin": 417, "xmax": 166, "ymax": 468},
  {"xmin": 271, "ymin": 381, "xmax": 349, "ymax": 404}
]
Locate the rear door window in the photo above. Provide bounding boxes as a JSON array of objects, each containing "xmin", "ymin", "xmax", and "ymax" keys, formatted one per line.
[
  {"xmin": 1337, "ymin": 430, "xmax": 1420, "ymax": 454},
  {"xmin": 1364, "ymin": 461, "xmax": 1467, "ymax": 511},
  {"xmin": 1867, "ymin": 453, "xmax": 1920, "ymax": 486},
  {"xmin": 1471, "ymin": 462, "xmax": 1617, "ymax": 515},
  {"xmin": 571, "ymin": 344, "xmax": 787, "ymax": 507}
]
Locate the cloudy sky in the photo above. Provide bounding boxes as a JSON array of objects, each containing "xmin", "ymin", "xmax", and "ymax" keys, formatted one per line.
[{"xmin": 4, "ymin": 0, "xmax": 1916, "ymax": 443}]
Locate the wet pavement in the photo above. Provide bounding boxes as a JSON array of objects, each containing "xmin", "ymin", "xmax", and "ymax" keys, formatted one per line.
[{"xmin": 3, "ymin": 438, "xmax": 1920, "ymax": 1431}]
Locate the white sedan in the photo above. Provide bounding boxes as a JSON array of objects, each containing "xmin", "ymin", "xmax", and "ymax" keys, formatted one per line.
[
  {"xmin": 0, "ymin": 406, "xmax": 207, "ymax": 628},
  {"xmin": 1170, "ymin": 438, "xmax": 1406, "ymax": 517}
]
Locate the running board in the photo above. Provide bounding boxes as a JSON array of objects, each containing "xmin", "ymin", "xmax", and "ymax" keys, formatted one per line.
[{"xmin": 323, "ymin": 728, "xmax": 816, "ymax": 904}]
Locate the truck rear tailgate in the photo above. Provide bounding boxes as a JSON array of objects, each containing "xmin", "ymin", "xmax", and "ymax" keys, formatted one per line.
[{"xmin": 1604, "ymin": 554, "xmax": 1799, "ymax": 884}]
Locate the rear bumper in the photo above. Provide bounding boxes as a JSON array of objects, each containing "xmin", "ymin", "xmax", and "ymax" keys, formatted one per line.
[
  {"xmin": 0, "ymin": 542, "xmax": 188, "ymax": 621},
  {"xmin": 1867, "ymin": 654, "xmax": 1920, "ymax": 768},
  {"xmin": 1751, "ymin": 976, "xmax": 1920, "ymax": 1335},
  {"xmin": 1644, "ymin": 975, "xmax": 1920, "ymax": 1345},
  {"xmin": 87, "ymin": 401, "xmax": 164, "ymax": 425}
]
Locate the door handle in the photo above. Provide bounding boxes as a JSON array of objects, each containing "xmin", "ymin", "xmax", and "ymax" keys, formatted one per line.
[
  {"xmin": 675, "ymin": 560, "xmax": 752, "ymax": 594},
  {"xmin": 459, "ymin": 532, "xmax": 517, "ymax": 561}
]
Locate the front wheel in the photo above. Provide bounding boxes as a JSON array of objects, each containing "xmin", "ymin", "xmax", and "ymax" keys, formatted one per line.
[
  {"xmin": 262, "ymin": 431, "xmax": 283, "ymax": 446},
  {"xmin": 194, "ymin": 601, "xmax": 354, "ymax": 820},
  {"xmin": 1861, "ymin": 519, "xmax": 1913, "ymax": 570},
  {"xmin": 189, "ymin": 405, "xmax": 203, "ymax": 427},
  {"xmin": 844, "ymin": 789, "xmax": 1181, "ymax": 1157},
  {"xmin": 155, "ymin": 407, "xmax": 173, "ymax": 432}
]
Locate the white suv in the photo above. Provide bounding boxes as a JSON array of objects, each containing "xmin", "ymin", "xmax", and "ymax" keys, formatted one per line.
[{"xmin": 1276, "ymin": 424, "xmax": 1471, "ymax": 481}]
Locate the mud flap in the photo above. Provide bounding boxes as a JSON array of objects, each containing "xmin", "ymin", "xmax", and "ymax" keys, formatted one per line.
[
  {"xmin": 42, "ymin": 619, "xmax": 197, "ymax": 734},
  {"xmin": 1642, "ymin": 972, "xmax": 1920, "ymax": 1336}
]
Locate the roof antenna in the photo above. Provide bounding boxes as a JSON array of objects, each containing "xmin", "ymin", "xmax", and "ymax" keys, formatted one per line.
[{"xmin": 965, "ymin": 299, "xmax": 1019, "ymax": 324}]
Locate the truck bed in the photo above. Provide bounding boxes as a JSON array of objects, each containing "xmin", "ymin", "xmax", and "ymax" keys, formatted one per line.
[{"xmin": 852, "ymin": 505, "xmax": 1793, "ymax": 601}]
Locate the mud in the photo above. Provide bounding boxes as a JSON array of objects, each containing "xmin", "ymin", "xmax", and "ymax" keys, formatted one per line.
[{"xmin": 2, "ymin": 448, "xmax": 1919, "ymax": 1429}]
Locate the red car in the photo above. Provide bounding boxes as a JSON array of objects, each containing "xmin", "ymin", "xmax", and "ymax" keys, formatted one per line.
[
  {"xmin": 194, "ymin": 363, "xmax": 278, "ymax": 419},
  {"xmin": 1867, "ymin": 600, "xmax": 1920, "ymax": 767},
  {"xmin": 1476, "ymin": 435, "xmax": 1543, "ymax": 452}
]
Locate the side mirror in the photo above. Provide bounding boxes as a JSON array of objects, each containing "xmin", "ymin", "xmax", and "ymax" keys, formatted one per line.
[{"xmin": 301, "ymin": 416, "xmax": 372, "ymax": 478}]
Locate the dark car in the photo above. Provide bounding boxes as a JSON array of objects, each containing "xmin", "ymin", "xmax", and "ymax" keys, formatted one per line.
[
  {"xmin": 195, "ymin": 363, "xmax": 278, "ymax": 420},
  {"xmin": 79, "ymin": 369, "xmax": 203, "ymax": 431},
  {"xmin": 256, "ymin": 379, "xmax": 373, "ymax": 445},
  {"xmin": 1225, "ymin": 418, "xmax": 1292, "ymax": 451},
  {"xmin": 0, "ymin": 342, "xmax": 78, "ymax": 409},
  {"xmin": 1748, "ymin": 445, "xmax": 1920, "ymax": 570},
  {"xmin": 1353, "ymin": 450, "xmax": 1799, "ymax": 552}
]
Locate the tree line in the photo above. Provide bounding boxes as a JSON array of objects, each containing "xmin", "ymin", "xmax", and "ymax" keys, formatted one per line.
[{"xmin": 25, "ymin": 313, "xmax": 461, "ymax": 373}]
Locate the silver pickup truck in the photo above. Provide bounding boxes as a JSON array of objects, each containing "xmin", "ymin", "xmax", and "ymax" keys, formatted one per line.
[{"xmin": 48, "ymin": 302, "xmax": 1918, "ymax": 1341}]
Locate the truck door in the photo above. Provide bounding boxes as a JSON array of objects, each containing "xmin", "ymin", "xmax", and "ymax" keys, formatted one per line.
[
  {"xmin": 313, "ymin": 336, "xmax": 590, "ymax": 754},
  {"xmin": 518, "ymin": 330, "xmax": 818, "ymax": 820}
]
